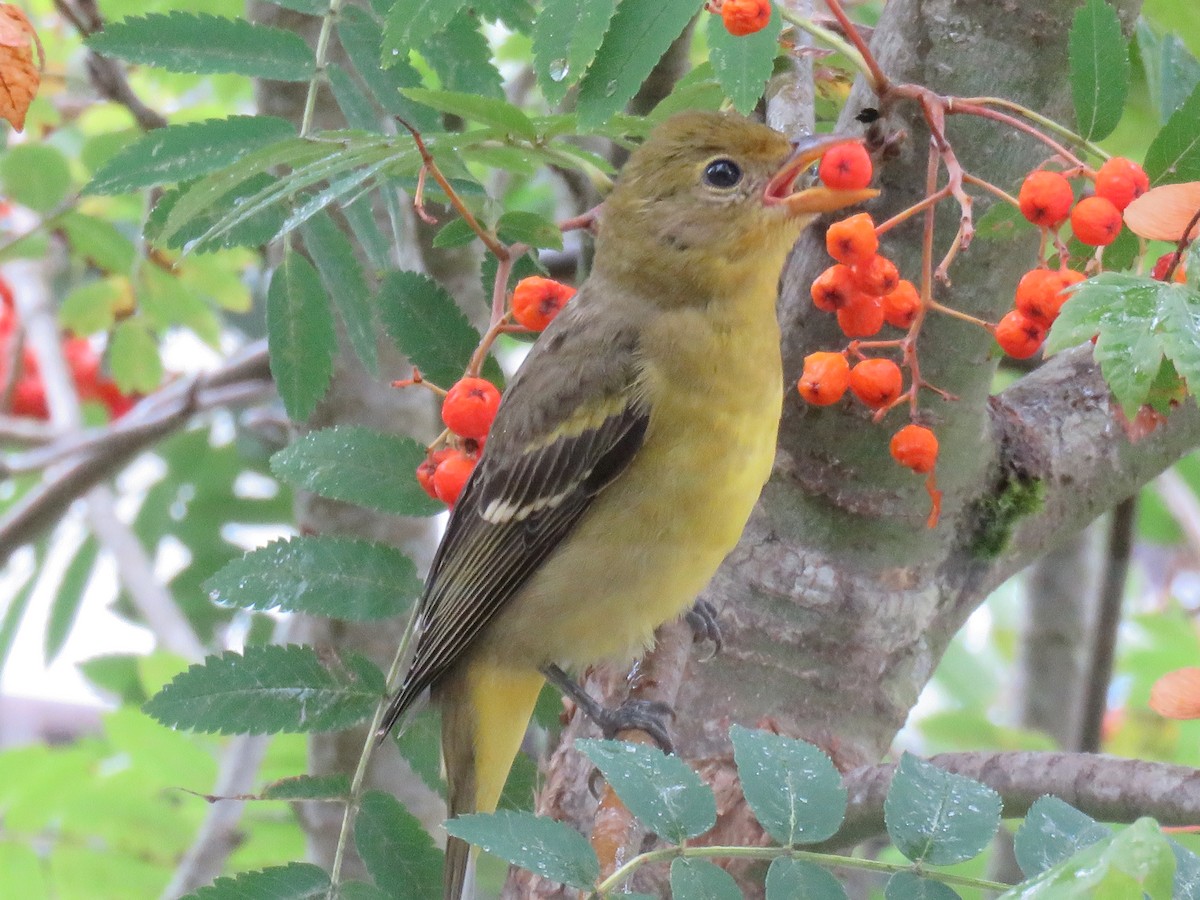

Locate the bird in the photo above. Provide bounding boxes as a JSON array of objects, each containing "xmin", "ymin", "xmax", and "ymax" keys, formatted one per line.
[{"xmin": 377, "ymin": 109, "xmax": 877, "ymax": 899}]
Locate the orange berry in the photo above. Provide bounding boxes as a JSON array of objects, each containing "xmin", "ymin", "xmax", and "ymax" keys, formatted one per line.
[
  {"xmin": 511, "ymin": 276, "xmax": 574, "ymax": 331},
  {"xmin": 852, "ymin": 254, "xmax": 900, "ymax": 297},
  {"xmin": 1018, "ymin": 170, "xmax": 1074, "ymax": 228},
  {"xmin": 1070, "ymin": 195, "xmax": 1122, "ymax": 246},
  {"xmin": 810, "ymin": 264, "xmax": 857, "ymax": 312},
  {"xmin": 818, "ymin": 142, "xmax": 873, "ymax": 191},
  {"xmin": 994, "ymin": 310, "xmax": 1046, "ymax": 359},
  {"xmin": 882, "ymin": 279, "xmax": 921, "ymax": 329},
  {"xmin": 416, "ymin": 447, "xmax": 455, "ymax": 500},
  {"xmin": 1014, "ymin": 268, "xmax": 1067, "ymax": 328},
  {"xmin": 433, "ymin": 451, "xmax": 477, "ymax": 506},
  {"xmin": 825, "ymin": 212, "xmax": 879, "ymax": 266},
  {"xmin": 1152, "ymin": 252, "xmax": 1187, "ymax": 283},
  {"xmin": 1094, "ymin": 157, "xmax": 1149, "ymax": 211},
  {"xmin": 441, "ymin": 376, "xmax": 502, "ymax": 440},
  {"xmin": 890, "ymin": 424, "xmax": 938, "ymax": 474},
  {"xmin": 836, "ymin": 292, "xmax": 885, "ymax": 337},
  {"xmin": 720, "ymin": 0, "xmax": 771, "ymax": 36},
  {"xmin": 849, "ymin": 357, "xmax": 903, "ymax": 409},
  {"xmin": 797, "ymin": 351, "xmax": 850, "ymax": 406}
]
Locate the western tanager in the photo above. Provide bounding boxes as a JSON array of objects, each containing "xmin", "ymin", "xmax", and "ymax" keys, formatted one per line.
[{"xmin": 379, "ymin": 110, "xmax": 876, "ymax": 899}]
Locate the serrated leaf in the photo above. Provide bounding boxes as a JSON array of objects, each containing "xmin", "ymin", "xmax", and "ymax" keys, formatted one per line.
[
  {"xmin": 401, "ymin": 88, "xmax": 537, "ymax": 140},
  {"xmin": 433, "ymin": 217, "xmax": 478, "ymax": 248},
  {"xmin": 1137, "ymin": 20, "xmax": 1200, "ymax": 124},
  {"xmin": 0, "ymin": 144, "xmax": 71, "ymax": 213},
  {"xmin": 205, "ymin": 536, "xmax": 422, "ymax": 621},
  {"xmin": 143, "ymin": 644, "xmax": 384, "ymax": 735},
  {"xmin": 328, "ymin": 63, "xmax": 379, "ymax": 130},
  {"xmin": 59, "ymin": 213, "xmax": 135, "ymax": 274},
  {"xmin": 394, "ymin": 706, "xmax": 445, "ymax": 796},
  {"xmin": 884, "ymin": 872, "xmax": 961, "ymax": 900},
  {"xmin": 302, "ymin": 211, "xmax": 379, "ymax": 375},
  {"xmin": 383, "ymin": 0, "xmax": 467, "ymax": 58},
  {"xmin": 85, "ymin": 116, "xmax": 295, "ymax": 195},
  {"xmin": 355, "ymin": 791, "xmax": 444, "ymax": 899},
  {"xmin": 577, "ymin": 739, "xmax": 716, "ymax": 842},
  {"xmin": 338, "ymin": 6, "xmax": 440, "ymax": 131},
  {"xmin": 1145, "ymin": 81, "xmax": 1200, "ymax": 185},
  {"xmin": 496, "ymin": 210, "xmax": 563, "ymax": 250},
  {"xmin": 270, "ymin": 425, "xmax": 443, "ymax": 517},
  {"xmin": 765, "ymin": 858, "xmax": 847, "ymax": 900},
  {"xmin": 883, "ymin": 753, "xmax": 1002, "ymax": 866},
  {"xmin": 148, "ymin": 175, "xmax": 286, "ymax": 252},
  {"xmin": 729, "ymin": 726, "xmax": 846, "ymax": 846},
  {"xmin": 670, "ymin": 858, "xmax": 741, "ymax": 899},
  {"xmin": 138, "ymin": 265, "xmax": 221, "ymax": 347},
  {"xmin": 260, "ymin": 773, "xmax": 350, "ymax": 801},
  {"xmin": 88, "ymin": 13, "xmax": 314, "ymax": 81},
  {"xmin": 379, "ymin": 270, "xmax": 503, "ymax": 387},
  {"xmin": 178, "ymin": 862, "xmax": 330, "ymax": 899},
  {"xmin": 445, "ymin": 810, "xmax": 599, "ymax": 890},
  {"xmin": 268, "ymin": 250, "xmax": 335, "ymax": 422},
  {"xmin": 532, "ymin": 0, "xmax": 618, "ymax": 105},
  {"xmin": 419, "ymin": 12, "xmax": 503, "ymax": 99},
  {"xmin": 109, "ymin": 318, "xmax": 163, "ymax": 394},
  {"xmin": 576, "ymin": 0, "xmax": 698, "ymax": 129},
  {"xmin": 44, "ymin": 539, "xmax": 98, "ymax": 663},
  {"xmin": 1069, "ymin": 0, "xmax": 1129, "ymax": 141},
  {"xmin": 1014, "ymin": 796, "xmax": 1112, "ymax": 877},
  {"xmin": 706, "ymin": 3, "xmax": 782, "ymax": 114}
]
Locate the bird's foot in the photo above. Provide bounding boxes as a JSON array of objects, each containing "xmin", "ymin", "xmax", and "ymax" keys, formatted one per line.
[
  {"xmin": 684, "ymin": 599, "xmax": 722, "ymax": 659},
  {"xmin": 541, "ymin": 664, "xmax": 676, "ymax": 753}
]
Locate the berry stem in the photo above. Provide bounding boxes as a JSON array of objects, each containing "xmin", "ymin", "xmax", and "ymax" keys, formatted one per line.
[
  {"xmin": 874, "ymin": 184, "xmax": 952, "ymax": 236},
  {"xmin": 1162, "ymin": 209, "xmax": 1200, "ymax": 282},
  {"xmin": 780, "ymin": 5, "xmax": 880, "ymax": 91},
  {"xmin": 961, "ymin": 173, "xmax": 1019, "ymax": 210},
  {"xmin": 821, "ymin": 0, "xmax": 891, "ymax": 93},
  {"xmin": 956, "ymin": 95, "xmax": 1108, "ymax": 161},
  {"xmin": 925, "ymin": 299, "xmax": 994, "ymax": 331},
  {"xmin": 950, "ymin": 101, "xmax": 1090, "ymax": 172}
]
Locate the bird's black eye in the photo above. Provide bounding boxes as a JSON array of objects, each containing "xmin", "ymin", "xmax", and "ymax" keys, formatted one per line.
[{"xmin": 703, "ymin": 158, "xmax": 742, "ymax": 189}]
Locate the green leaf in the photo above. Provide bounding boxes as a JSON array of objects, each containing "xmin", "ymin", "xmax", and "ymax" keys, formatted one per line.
[
  {"xmin": 328, "ymin": 63, "xmax": 380, "ymax": 130},
  {"xmin": 884, "ymin": 872, "xmax": 961, "ymax": 900},
  {"xmin": 85, "ymin": 116, "xmax": 295, "ymax": 195},
  {"xmin": 420, "ymin": 11, "xmax": 503, "ymax": 99},
  {"xmin": 178, "ymin": 862, "xmax": 330, "ymax": 899},
  {"xmin": 383, "ymin": 0, "xmax": 467, "ymax": 58},
  {"xmin": 433, "ymin": 217, "xmax": 479, "ymax": 249},
  {"xmin": 394, "ymin": 706, "xmax": 445, "ymax": 795},
  {"xmin": 576, "ymin": 0, "xmax": 698, "ymax": 129},
  {"xmin": 58, "ymin": 278, "xmax": 123, "ymax": 335},
  {"xmin": 445, "ymin": 810, "xmax": 599, "ymax": 890},
  {"xmin": 379, "ymin": 270, "xmax": 503, "ymax": 387},
  {"xmin": 1069, "ymin": 0, "xmax": 1129, "ymax": 140},
  {"xmin": 0, "ymin": 145, "xmax": 71, "ymax": 213},
  {"xmin": 267, "ymin": 250, "xmax": 335, "ymax": 422},
  {"xmin": 532, "ymin": 0, "xmax": 618, "ymax": 105},
  {"xmin": 87, "ymin": 13, "xmax": 314, "ymax": 81},
  {"xmin": 355, "ymin": 791, "xmax": 444, "ymax": 899},
  {"xmin": 260, "ymin": 773, "xmax": 350, "ymax": 801},
  {"xmin": 338, "ymin": 6, "xmax": 440, "ymax": 131},
  {"xmin": 883, "ymin": 753, "xmax": 1002, "ymax": 866},
  {"xmin": 1145, "ymin": 80, "xmax": 1200, "ymax": 185},
  {"xmin": 729, "ymin": 726, "xmax": 846, "ymax": 846},
  {"xmin": 60, "ymin": 213, "xmax": 136, "ymax": 274},
  {"xmin": 1173, "ymin": 841, "xmax": 1200, "ymax": 900},
  {"xmin": 1014, "ymin": 796, "xmax": 1112, "ymax": 877},
  {"xmin": 44, "ymin": 539, "xmax": 99, "ymax": 664},
  {"xmin": 302, "ymin": 211, "xmax": 379, "ymax": 375},
  {"xmin": 148, "ymin": 175, "xmax": 285, "ymax": 252},
  {"xmin": 205, "ymin": 536, "xmax": 423, "ymax": 621},
  {"xmin": 670, "ymin": 858, "xmax": 741, "ymax": 899},
  {"xmin": 271, "ymin": 425, "xmax": 443, "ymax": 517},
  {"xmin": 765, "ymin": 858, "xmax": 847, "ymax": 900},
  {"xmin": 402, "ymin": 88, "xmax": 538, "ymax": 142},
  {"xmin": 139, "ymin": 266, "xmax": 221, "ymax": 347},
  {"xmin": 79, "ymin": 654, "xmax": 147, "ymax": 705},
  {"xmin": 496, "ymin": 210, "xmax": 563, "ymax": 250},
  {"xmin": 577, "ymin": 739, "xmax": 716, "ymax": 842},
  {"xmin": 1137, "ymin": 20, "xmax": 1200, "ymax": 123},
  {"xmin": 0, "ymin": 558, "xmax": 38, "ymax": 689},
  {"xmin": 143, "ymin": 644, "xmax": 384, "ymax": 735},
  {"xmin": 706, "ymin": 3, "xmax": 783, "ymax": 114},
  {"xmin": 109, "ymin": 318, "xmax": 163, "ymax": 394}
]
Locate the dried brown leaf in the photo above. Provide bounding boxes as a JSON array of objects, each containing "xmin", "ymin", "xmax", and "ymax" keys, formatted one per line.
[
  {"xmin": 1149, "ymin": 667, "xmax": 1200, "ymax": 720},
  {"xmin": 0, "ymin": 5, "xmax": 41, "ymax": 131},
  {"xmin": 1124, "ymin": 181, "xmax": 1200, "ymax": 242}
]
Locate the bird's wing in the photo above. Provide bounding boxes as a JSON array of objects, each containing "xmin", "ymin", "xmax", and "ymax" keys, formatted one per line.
[{"xmin": 379, "ymin": 299, "xmax": 648, "ymax": 734}]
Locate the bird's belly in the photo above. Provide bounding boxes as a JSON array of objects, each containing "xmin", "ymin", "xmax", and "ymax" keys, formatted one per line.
[{"xmin": 479, "ymin": 383, "xmax": 780, "ymax": 669}]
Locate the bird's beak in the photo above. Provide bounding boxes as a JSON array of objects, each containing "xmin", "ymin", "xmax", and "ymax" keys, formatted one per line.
[{"xmin": 764, "ymin": 134, "xmax": 879, "ymax": 215}]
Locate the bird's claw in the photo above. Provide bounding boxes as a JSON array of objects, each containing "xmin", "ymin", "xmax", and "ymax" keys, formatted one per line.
[
  {"xmin": 685, "ymin": 599, "xmax": 723, "ymax": 659},
  {"xmin": 595, "ymin": 698, "xmax": 676, "ymax": 753}
]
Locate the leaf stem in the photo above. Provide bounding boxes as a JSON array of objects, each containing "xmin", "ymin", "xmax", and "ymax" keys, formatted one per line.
[{"xmin": 302, "ymin": 0, "xmax": 345, "ymax": 138}]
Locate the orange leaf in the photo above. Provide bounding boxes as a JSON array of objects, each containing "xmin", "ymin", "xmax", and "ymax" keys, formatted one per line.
[
  {"xmin": 1124, "ymin": 181, "xmax": 1200, "ymax": 242},
  {"xmin": 0, "ymin": 4, "xmax": 33, "ymax": 47},
  {"xmin": 1149, "ymin": 667, "xmax": 1200, "ymax": 719}
]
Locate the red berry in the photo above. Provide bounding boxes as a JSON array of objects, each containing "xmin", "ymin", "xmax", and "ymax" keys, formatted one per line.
[
  {"xmin": 720, "ymin": 0, "xmax": 771, "ymax": 36},
  {"xmin": 441, "ymin": 376, "xmax": 501, "ymax": 441},
  {"xmin": 64, "ymin": 337, "xmax": 100, "ymax": 394},
  {"xmin": 994, "ymin": 310, "xmax": 1046, "ymax": 359},
  {"xmin": 818, "ymin": 143, "xmax": 873, "ymax": 191},
  {"xmin": 511, "ymin": 276, "xmax": 575, "ymax": 332},
  {"xmin": 416, "ymin": 448, "xmax": 455, "ymax": 500},
  {"xmin": 433, "ymin": 451, "xmax": 476, "ymax": 506},
  {"xmin": 836, "ymin": 292, "xmax": 885, "ymax": 337},
  {"xmin": 10, "ymin": 375, "xmax": 47, "ymax": 419},
  {"xmin": 1071, "ymin": 195, "xmax": 1123, "ymax": 246},
  {"xmin": 1152, "ymin": 252, "xmax": 1187, "ymax": 283},
  {"xmin": 849, "ymin": 357, "xmax": 903, "ymax": 409},
  {"xmin": 882, "ymin": 279, "xmax": 921, "ymax": 329},
  {"xmin": 94, "ymin": 379, "xmax": 137, "ymax": 418},
  {"xmin": 1094, "ymin": 157, "xmax": 1149, "ymax": 211},
  {"xmin": 825, "ymin": 213, "xmax": 879, "ymax": 266},
  {"xmin": 797, "ymin": 351, "xmax": 850, "ymax": 406},
  {"xmin": 1018, "ymin": 170, "xmax": 1074, "ymax": 228},
  {"xmin": 890, "ymin": 424, "xmax": 938, "ymax": 474},
  {"xmin": 810, "ymin": 264, "xmax": 857, "ymax": 312},
  {"xmin": 851, "ymin": 254, "xmax": 900, "ymax": 297},
  {"xmin": 1013, "ymin": 268, "xmax": 1067, "ymax": 328}
]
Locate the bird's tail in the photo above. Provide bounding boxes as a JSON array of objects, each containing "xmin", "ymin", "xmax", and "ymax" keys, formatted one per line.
[{"xmin": 437, "ymin": 660, "xmax": 545, "ymax": 900}]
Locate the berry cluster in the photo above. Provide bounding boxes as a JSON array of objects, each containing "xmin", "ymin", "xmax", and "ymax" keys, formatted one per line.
[
  {"xmin": 412, "ymin": 274, "xmax": 575, "ymax": 507},
  {"xmin": 0, "ymin": 278, "xmax": 134, "ymax": 420}
]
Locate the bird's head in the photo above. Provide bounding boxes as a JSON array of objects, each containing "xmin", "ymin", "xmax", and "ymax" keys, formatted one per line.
[{"xmin": 596, "ymin": 111, "xmax": 878, "ymax": 292}]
